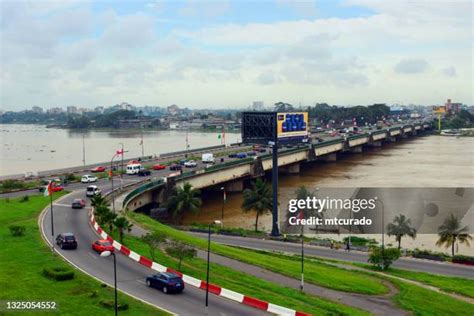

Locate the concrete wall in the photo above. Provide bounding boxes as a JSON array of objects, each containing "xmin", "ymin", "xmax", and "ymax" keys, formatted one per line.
[
  {"xmin": 372, "ymin": 132, "xmax": 387, "ymax": 141},
  {"xmin": 314, "ymin": 142, "xmax": 344, "ymax": 157},
  {"xmin": 390, "ymin": 129, "xmax": 401, "ymax": 136},
  {"xmin": 261, "ymin": 150, "xmax": 308, "ymax": 171},
  {"xmin": 403, "ymin": 127, "xmax": 412, "ymax": 133},
  {"xmin": 127, "ymin": 190, "xmax": 153, "ymax": 212},
  {"xmin": 348, "ymin": 136, "xmax": 369, "ymax": 147},
  {"xmin": 176, "ymin": 164, "xmax": 251, "ymax": 189}
]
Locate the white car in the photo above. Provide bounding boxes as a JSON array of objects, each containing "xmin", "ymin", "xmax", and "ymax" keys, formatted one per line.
[
  {"xmin": 81, "ymin": 175, "xmax": 98, "ymax": 183},
  {"xmin": 86, "ymin": 185, "xmax": 101, "ymax": 197},
  {"xmin": 184, "ymin": 160, "xmax": 197, "ymax": 168}
]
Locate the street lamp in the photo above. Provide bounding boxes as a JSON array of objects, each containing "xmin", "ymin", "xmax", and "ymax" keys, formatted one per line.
[
  {"xmin": 110, "ymin": 153, "xmax": 117, "ymax": 213},
  {"xmin": 206, "ymin": 220, "xmax": 221, "ymax": 315},
  {"xmin": 300, "ymin": 187, "xmax": 318, "ymax": 292},
  {"xmin": 220, "ymin": 187, "xmax": 225, "ymax": 220},
  {"xmin": 100, "ymin": 251, "xmax": 118, "ymax": 316},
  {"xmin": 118, "ymin": 143, "xmax": 124, "ymax": 188},
  {"xmin": 376, "ymin": 197, "xmax": 385, "ymax": 268}
]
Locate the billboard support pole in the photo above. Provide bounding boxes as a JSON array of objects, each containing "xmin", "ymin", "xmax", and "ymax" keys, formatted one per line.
[{"xmin": 271, "ymin": 129, "xmax": 280, "ymax": 236}]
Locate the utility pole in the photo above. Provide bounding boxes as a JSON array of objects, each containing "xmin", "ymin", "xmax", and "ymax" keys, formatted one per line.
[
  {"xmin": 82, "ymin": 133, "xmax": 86, "ymax": 167},
  {"xmin": 270, "ymin": 136, "xmax": 279, "ymax": 236}
]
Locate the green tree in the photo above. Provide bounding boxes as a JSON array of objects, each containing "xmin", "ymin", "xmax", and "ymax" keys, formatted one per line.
[
  {"xmin": 386, "ymin": 214, "xmax": 417, "ymax": 250},
  {"xmin": 102, "ymin": 211, "xmax": 117, "ymax": 233},
  {"xmin": 166, "ymin": 183, "xmax": 202, "ymax": 224},
  {"xmin": 165, "ymin": 240, "xmax": 197, "ymax": 270},
  {"xmin": 436, "ymin": 213, "xmax": 472, "ymax": 257},
  {"xmin": 242, "ymin": 178, "xmax": 272, "ymax": 232},
  {"xmin": 368, "ymin": 247, "xmax": 401, "ymax": 270},
  {"xmin": 113, "ymin": 217, "xmax": 133, "ymax": 244},
  {"xmin": 94, "ymin": 205, "xmax": 111, "ymax": 226},
  {"xmin": 91, "ymin": 194, "xmax": 107, "ymax": 208},
  {"xmin": 142, "ymin": 232, "xmax": 166, "ymax": 261}
]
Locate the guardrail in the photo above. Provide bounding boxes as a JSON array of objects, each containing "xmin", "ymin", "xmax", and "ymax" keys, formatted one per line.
[
  {"xmin": 159, "ymin": 144, "xmax": 226, "ymax": 158},
  {"xmin": 122, "ymin": 178, "xmax": 166, "ymax": 208}
]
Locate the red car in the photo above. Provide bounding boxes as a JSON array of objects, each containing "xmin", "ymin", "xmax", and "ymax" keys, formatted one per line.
[
  {"xmin": 91, "ymin": 166, "xmax": 106, "ymax": 173},
  {"xmin": 152, "ymin": 164, "xmax": 166, "ymax": 170},
  {"xmin": 51, "ymin": 184, "xmax": 64, "ymax": 192},
  {"xmin": 91, "ymin": 240, "xmax": 114, "ymax": 253}
]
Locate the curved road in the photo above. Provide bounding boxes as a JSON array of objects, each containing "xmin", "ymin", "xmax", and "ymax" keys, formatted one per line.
[{"xmin": 40, "ymin": 182, "xmax": 268, "ymax": 316}]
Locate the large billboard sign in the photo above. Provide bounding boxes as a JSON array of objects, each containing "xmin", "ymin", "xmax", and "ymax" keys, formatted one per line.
[
  {"xmin": 277, "ymin": 112, "xmax": 308, "ymax": 141},
  {"xmin": 432, "ymin": 106, "xmax": 446, "ymax": 114},
  {"xmin": 241, "ymin": 111, "xmax": 309, "ymax": 144}
]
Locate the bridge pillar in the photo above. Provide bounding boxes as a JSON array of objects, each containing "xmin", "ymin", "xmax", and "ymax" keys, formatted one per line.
[
  {"xmin": 225, "ymin": 180, "xmax": 244, "ymax": 192},
  {"xmin": 280, "ymin": 163, "xmax": 300, "ymax": 174},
  {"xmin": 351, "ymin": 146, "xmax": 363, "ymax": 153},
  {"xmin": 370, "ymin": 141, "xmax": 382, "ymax": 147},
  {"xmin": 402, "ymin": 133, "xmax": 408, "ymax": 139},
  {"xmin": 320, "ymin": 153, "xmax": 337, "ymax": 162}
]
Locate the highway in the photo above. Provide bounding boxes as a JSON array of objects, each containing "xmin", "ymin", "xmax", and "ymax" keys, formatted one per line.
[
  {"xmin": 40, "ymin": 181, "xmax": 268, "ymax": 316},
  {"xmin": 190, "ymin": 233, "xmax": 474, "ymax": 279}
]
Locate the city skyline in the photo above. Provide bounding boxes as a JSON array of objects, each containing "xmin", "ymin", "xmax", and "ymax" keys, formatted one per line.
[{"xmin": 1, "ymin": 0, "xmax": 472, "ymax": 111}]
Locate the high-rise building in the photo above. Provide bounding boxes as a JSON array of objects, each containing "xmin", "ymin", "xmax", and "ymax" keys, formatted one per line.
[
  {"xmin": 31, "ymin": 106, "xmax": 43, "ymax": 113},
  {"xmin": 67, "ymin": 106, "xmax": 78, "ymax": 114}
]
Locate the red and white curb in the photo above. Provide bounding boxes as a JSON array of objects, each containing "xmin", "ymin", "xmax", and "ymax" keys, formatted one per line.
[{"xmin": 90, "ymin": 213, "xmax": 311, "ymax": 316}]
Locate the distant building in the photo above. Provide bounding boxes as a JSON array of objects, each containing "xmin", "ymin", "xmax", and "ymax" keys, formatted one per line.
[
  {"xmin": 252, "ymin": 101, "xmax": 264, "ymax": 111},
  {"xmin": 67, "ymin": 106, "xmax": 78, "ymax": 114},
  {"xmin": 167, "ymin": 104, "xmax": 181, "ymax": 116},
  {"xmin": 445, "ymin": 99, "xmax": 461, "ymax": 114},
  {"xmin": 47, "ymin": 107, "xmax": 63, "ymax": 114},
  {"xmin": 116, "ymin": 117, "xmax": 153, "ymax": 129},
  {"xmin": 31, "ymin": 106, "xmax": 43, "ymax": 113}
]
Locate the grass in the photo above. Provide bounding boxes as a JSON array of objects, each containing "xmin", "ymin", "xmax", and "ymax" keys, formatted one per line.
[
  {"xmin": 353, "ymin": 263, "xmax": 474, "ymax": 298},
  {"xmin": 0, "ymin": 194, "xmax": 169, "ymax": 316},
  {"xmin": 128, "ymin": 212, "xmax": 388, "ymax": 295},
  {"xmin": 110, "ymin": 230, "xmax": 368, "ymax": 316},
  {"xmin": 392, "ymin": 279, "xmax": 474, "ymax": 316}
]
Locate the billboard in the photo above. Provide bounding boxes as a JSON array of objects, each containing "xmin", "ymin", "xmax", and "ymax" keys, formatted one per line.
[
  {"xmin": 432, "ymin": 106, "xmax": 446, "ymax": 114},
  {"xmin": 277, "ymin": 112, "xmax": 308, "ymax": 141},
  {"xmin": 241, "ymin": 111, "xmax": 309, "ymax": 144}
]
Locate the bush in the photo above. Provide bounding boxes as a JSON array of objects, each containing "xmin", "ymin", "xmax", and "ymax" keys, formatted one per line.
[
  {"xmin": 99, "ymin": 299, "xmax": 129, "ymax": 311},
  {"xmin": 43, "ymin": 267, "xmax": 75, "ymax": 281},
  {"xmin": 452, "ymin": 255, "xmax": 474, "ymax": 265},
  {"xmin": 9, "ymin": 225, "xmax": 26, "ymax": 236},
  {"xmin": 20, "ymin": 195, "xmax": 29, "ymax": 202},
  {"xmin": 412, "ymin": 249, "xmax": 448, "ymax": 262},
  {"xmin": 368, "ymin": 247, "xmax": 401, "ymax": 270},
  {"xmin": 343, "ymin": 236, "xmax": 377, "ymax": 246},
  {"xmin": 65, "ymin": 173, "xmax": 77, "ymax": 182}
]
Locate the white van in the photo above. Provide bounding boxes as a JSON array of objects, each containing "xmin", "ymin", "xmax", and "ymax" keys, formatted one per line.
[
  {"xmin": 126, "ymin": 163, "xmax": 144, "ymax": 175},
  {"xmin": 202, "ymin": 153, "xmax": 215, "ymax": 164}
]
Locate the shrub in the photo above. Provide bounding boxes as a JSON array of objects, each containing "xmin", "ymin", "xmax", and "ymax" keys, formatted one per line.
[
  {"xmin": 368, "ymin": 247, "xmax": 401, "ymax": 270},
  {"xmin": 20, "ymin": 195, "xmax": 29, "ymax": 202},
  {"xmin": 9, "ymin": 225, "xmax": 26, "ymax": 236},
  {"xmin": 1, "ymin": 179, "xmax": 26, "ymax": 190},
  {"xmin": 65, "ymin": 173, "xmax": 77, "ymax": 182},
  {"xmin": 343, "ymin": 236, "xmax": 377, "ymax": 246},
  {"xmin": 43, "ymin": 267, "xmax": 75, "ymax": 281},
  {"xmin": 452, "ymin": 255, "xmax": 474, "ymax": 265},
  {"xmin": 99, "ymin": 300, "xmax": 129, "ymax": 311},
  {"xmin": 412, "ymin": 249, "xmax": 448, "ymax": 262}
]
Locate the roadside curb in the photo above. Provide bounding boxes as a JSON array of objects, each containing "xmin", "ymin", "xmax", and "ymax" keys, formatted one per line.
[
  {"xmin": 88, "ymin": 211, "xmax": 311, "ymax": 316},
  {"xmin": 37, "ymin": 192, "xmax": 176, "ymax": 316}
]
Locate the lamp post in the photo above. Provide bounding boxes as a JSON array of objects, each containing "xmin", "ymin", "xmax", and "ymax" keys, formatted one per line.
[
  {"xmin": 118, "ymin": 143, "xmax": 124, "ymax": 189},
  {"xmin": 100, "ymin": 251, "xmax": 118, "ymax": 316},
  {"xmin": 205, "ymin": 220, "xmax": 221, "ymax": 315},
  {"xmin": 376, "ymin": 198, "xmax": 385, "ymax": 268},
  {"xmin": 82, "ymin": 133, "xmax": 86, "ymax": 167},
  {"xmin": 110, "ymin": 154, "xmax": 117, "ymax": 213},
  {"xmin": 220, "ymin": 187, "xmax": 225, "ymax": 220},
  {"xmin": 300, "ymin": 187, "xmax": 318, "ymax": 292}
]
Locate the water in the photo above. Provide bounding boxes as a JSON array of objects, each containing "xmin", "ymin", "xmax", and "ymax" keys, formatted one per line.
[
  {"xmin": 184, "ymin": 135, "xmax": 474, "ymax": 255},
  {"xmin": 0, "ymin": 124, "xmax": 240, "ymax": 176}
]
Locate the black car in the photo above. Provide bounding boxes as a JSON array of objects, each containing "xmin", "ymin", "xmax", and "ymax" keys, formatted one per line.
[
  {"xmin": 146, "ymin": 272, "xmax": 185, "ymax": 294},
  {"xmin": 228, "ymin": 153, "xmax": 238, "ymax": 158},
  {"xmin": 56, "ymin": 233, "xmax": 78, "ymax": 249},
  {"xmin": 169, "ymin": 164, "xmax": 182, "ymax": 171},
  {"xmin": 137, "ymin": 169, "xmax": 151, "ymax": 176},
  {"xmin": 246, "ymin": 151, "xmax": 257, "ymax": 156}
]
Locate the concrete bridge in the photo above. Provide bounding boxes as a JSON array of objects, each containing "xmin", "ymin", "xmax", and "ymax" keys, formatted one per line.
[{"xmin": 122, "ymin": 123, "xmax": 432, "ymax": 213}]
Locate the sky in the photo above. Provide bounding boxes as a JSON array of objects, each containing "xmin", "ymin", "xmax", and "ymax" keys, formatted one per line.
[{"xmin": 0, "ymin": 0, "xmax": 472, "ymax": 111}]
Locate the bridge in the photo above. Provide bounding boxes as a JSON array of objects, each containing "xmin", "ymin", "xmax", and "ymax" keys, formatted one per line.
[{"xmin": 121, "ymin": 122, "xmax": 432, "ymax": 214}]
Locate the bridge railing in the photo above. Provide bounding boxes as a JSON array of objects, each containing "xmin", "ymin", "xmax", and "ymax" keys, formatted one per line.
[{"xmin": 122, "ymin": 178, "xmax": 166, "ymax": 208}]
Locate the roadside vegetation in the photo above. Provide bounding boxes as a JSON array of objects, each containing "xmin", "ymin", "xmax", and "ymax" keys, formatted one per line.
[{"xmin": 0, "ymin": 194, "xmax": 168, "ymax": 315}]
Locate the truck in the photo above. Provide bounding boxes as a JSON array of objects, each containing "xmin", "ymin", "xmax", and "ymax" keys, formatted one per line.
[
  {"xmin": 201, "ymin": 153, "xmax": 215, "ymax": 164},
  {"xmin": 126, "ymin": 163, "xmax": 144, "ymax": 175}
]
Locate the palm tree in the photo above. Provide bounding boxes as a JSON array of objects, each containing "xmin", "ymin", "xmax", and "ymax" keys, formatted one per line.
[
  {"xmin": 91, "ymin": 194, "xmax": 107, "ymax": 208},
  {"xmin": 386, "ymin": 214, "xmax": 417, "ymax": 249},
  {"xmin": 94, "ymin": 205, "xmax": 111, "ymax": 226},
  {"xmin": 436, "ymin": 213, "xmax": 472, "ymax": 257},
  {"xmin": 242, "ymin": 178, "xmax": 272, "ymax": 232},
  {"xmin": 166, "ymin": 182, "xmax": 202, "ymax": 224},
  {"xmin": 103, "ymin": 211, "xmax": 117, "ymax": 233},
  {"xmin": 113, "ymin": 216, "xmax": 133, "ymax": 244}
]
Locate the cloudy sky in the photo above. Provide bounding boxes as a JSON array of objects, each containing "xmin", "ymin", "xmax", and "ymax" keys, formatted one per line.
[{"xmin": 0, "ymin": 0, "xmax": 472, "ymax": 110}]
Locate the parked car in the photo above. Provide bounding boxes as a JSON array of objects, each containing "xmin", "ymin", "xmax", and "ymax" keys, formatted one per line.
[
  {"xmin": 169, "ymin": 164, "xmax": 182, "ymax": 171},
  {"xmin": 91, "ymin": 239, "xmax": 114, "ymax": 253},
  {"xmin": 81, "ymin": 175, "xmax": 98, "ymax": 183},
  {"xmin": 86, "ymin": 185, "xmax": 101, "ymax": 197},
  {"xmin": 152, "ymin": 164, "xmax": 166, "ymax": 170},
  {"xmin": 91, "ymin": 166, "xmax": 106, "ymax": 173},
  {"xmin": 236, "ymin": 153, "xmax": 247, "ymax": 159},
  {"xmin": 184, "ymin": 160, "xmax": 197, "ymax": 168},
  {"xmin": 56, "ymin": 233, "xmax": 78, "ymax": 249},
  {"xmin": 71, "ymin": 199, "xmax": 86, "ymax": 209},
  {"xmin": 146, "ymin": 272, "xmax": 184, "ymax": 294},
  {"xmin": 138, "ymin": 169, "xmax": 151, "ymax": 176}
]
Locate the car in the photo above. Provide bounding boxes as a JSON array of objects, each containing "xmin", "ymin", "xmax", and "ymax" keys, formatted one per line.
[
  {"xmin": 91, "ymin": 239, "xmax": 114, "ymax": 253},
  {"xmin": 228, "ymin": 153, "xmax": 238, "ymax": 158},
  {"xmin": 56, "ymin": 233, "xmax": 78, "ymax": 249},
  {"xmin": 256, "ymin": 148, "xmax": 267, "ymax": 153},
  {"xmin": 91, "ymin": 166, "xmax": 106, "ymax": 173},
  {"xmin": 71, "ymin": 199, "xmax": 86, "ymax": 209},
  {"xmin": 146, "ymin": 272, "xmax": 184, "ymax": 294},
  {"xmin": 236, "ymin": 153, "xmax": 247, "ymax": 159},
  {"xmin": 81, "ymin": 175, "xmax": 98, "ymax": 183},
  {"xmin": 246, "ymin": 151, "xmax": 257, "ymax": 156},
  {"xmin": 169, "ymin": 164, "xmax": 182, "ymax": 171},
  {"xmin": 86, "ymin": 185, "xmax": 101, "ymax": 197},
  {"xmin": 137, "ymin": 169, "xmax": 151, "ymax": 176},
  {"xmin": 179, "ymin": 159, "xmax": 188, "ymax": 166},
  {"xmin": 184, "ymin": 160, "xmax": 197, "ymax": 168},
  {"xmin": 152, "ymin": 164, "xmax": 166, "ymax": 170}
]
